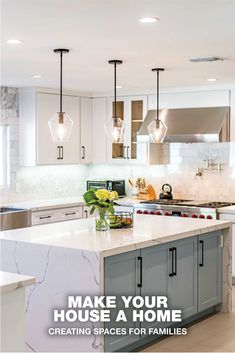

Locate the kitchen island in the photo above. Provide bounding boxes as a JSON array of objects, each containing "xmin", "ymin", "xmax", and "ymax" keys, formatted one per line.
[{"xmin": 0, "ymin": 215, "xmax": 232, "ymax": 352}]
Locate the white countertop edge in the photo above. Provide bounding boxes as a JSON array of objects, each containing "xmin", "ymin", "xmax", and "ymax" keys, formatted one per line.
[
  {"xmin": 0, "ymin": 271, "xmax": 36, "ymax": 294},
  {"xmin": 99, "ymin": 221, "xmax": 231, "ymax": 257},
  {"xmin": 218, "ymin": 205, "xmax": 235, "ymax": 214}
]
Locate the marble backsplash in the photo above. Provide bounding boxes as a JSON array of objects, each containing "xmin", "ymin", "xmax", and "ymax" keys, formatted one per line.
[
  {"xmin": 3, "ymin": 142, "xmax": 235, "ymax": 204},
  {"xmin": 88, "ymin": 143, "xmax": 235, "ymax": 202}
]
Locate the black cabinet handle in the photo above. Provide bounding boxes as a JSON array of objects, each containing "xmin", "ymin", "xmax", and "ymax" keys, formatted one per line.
[
  {"xmin": 65, "ymin": 212, "xmax": 76, "ymax": 216},
  {"xmin": 123, "ymin": 145, "xmax": 126, "ymax": 159},
  {"xmin": 137, "ymin": 256, "xmax": 142, "ymax": 288},
  {"xmin": 169, "ymin": 248, "xmax": 174, "ymax": 277},
  {"xmin": 82, "ymin": 146, "xmax": 85, "ymax": 160},
  {"xmin": 57, "ymin": 146, "xmax": 60, "ymax": 160},
  {"xmin": 126, "ymin": 146, "xmax": 130, "ymax": 159},
  {"xmin": 57, "ymin": 146, "xmax": 63, "ymax": 160},
  {"xmin": 199, "ymin": 240, "xmax": 204, "ymax": 267},
  {"xmin": 84, "ymin": 210, "xmax": 88, "ymax": 218},
  {"xmin": 173, "ymin": 247, "xmax": 177, "ymax": 276},
  {"xmin": 39, "ymin": 215, "xmax": 52, "ymax": 220}
]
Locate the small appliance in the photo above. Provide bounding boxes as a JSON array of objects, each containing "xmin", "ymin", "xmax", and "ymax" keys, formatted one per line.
[
  {"xmin": 159, "ymin": 183, "xmax": 173, "ymax": 199},
  {"xmin": 86, "ymin": 180, "xmax": 125, "ymax": 198}
]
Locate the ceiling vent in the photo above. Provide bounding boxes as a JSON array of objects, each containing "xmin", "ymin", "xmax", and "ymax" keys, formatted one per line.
[{"xmin": 189, "ymin": 56, "xmax": 225, "ymax": 63}]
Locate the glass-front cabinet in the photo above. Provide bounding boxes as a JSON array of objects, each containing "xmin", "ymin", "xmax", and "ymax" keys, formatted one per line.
[{"xmin": 107, "ymin": 96, "xmax": 147, "ymax": 162}]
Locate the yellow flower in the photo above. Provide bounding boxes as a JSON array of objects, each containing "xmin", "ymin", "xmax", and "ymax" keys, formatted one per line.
[
  {"xmin": 95, "ymin": 189, "xmax": 110, "ymax": 201},
  {"xmin": 109, "ymin": 191, "xmax": 119, "ymax": 201}
]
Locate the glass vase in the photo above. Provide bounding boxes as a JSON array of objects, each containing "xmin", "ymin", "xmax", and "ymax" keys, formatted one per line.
[{"xmin": 96, "ymin": 211, "xmax": 109, "ymax": 231}]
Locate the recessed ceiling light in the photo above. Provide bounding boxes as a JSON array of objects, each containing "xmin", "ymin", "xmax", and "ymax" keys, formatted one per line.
[
  {"xmin": 139, "ymin": 17, "xmax": 159, "ymax": 23},
  {"xmin": 116, "ymin": 85, "xmax": 122, "ymax": 89},
  {"xmin": 207, "ymin": 78, "xmax": 217, "ymax": 82},
  {"xmin": 6, "ymin": 39, "xmax": 23, "ymax": 44},
  {"xmin": 32, "ymin": 74, "xmax": 42, "ymax": 78}
]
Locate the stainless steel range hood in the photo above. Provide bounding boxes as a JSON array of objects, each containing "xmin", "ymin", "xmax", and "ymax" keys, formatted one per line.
[{"xmin": 137, "ymin": 107, "xmax": 230, "ymax": 143}]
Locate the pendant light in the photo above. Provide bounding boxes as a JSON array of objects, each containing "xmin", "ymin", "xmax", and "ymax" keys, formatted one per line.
[
  {"xmin": 48, "ymin": 48, "xmax": 73, "ymax": 142},
  {"xmin": 105, "ymin": 60, "xmax": 125, "ymax": 143},
  {"xmin": 148, "ymin": 68, "xmax": 168, "ymax": 143}
]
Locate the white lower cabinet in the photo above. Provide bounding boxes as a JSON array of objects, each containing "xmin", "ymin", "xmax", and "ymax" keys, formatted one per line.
[
  {"xmin": 31, "ymin": 206, "xmax": 83, "ymax": 225},
  {"xmin": 82, "ymin": 206, "xmax": 97, "ymax": 218}
]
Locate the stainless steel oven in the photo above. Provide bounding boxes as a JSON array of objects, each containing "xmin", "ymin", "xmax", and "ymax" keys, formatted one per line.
[{"xmin": 86, "ymin": 180, "xmax": 125, "ymax": 198}]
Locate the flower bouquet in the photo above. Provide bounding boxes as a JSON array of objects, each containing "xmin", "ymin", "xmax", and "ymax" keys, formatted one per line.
[{"xmin": 83, "ymin": 189, "xmax": 119, "ymax": 231}]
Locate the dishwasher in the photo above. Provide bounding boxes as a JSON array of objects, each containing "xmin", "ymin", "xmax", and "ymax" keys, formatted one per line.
[{"xmin": 0, "ymin": 207, "xmax": 31, "ymax": 231}]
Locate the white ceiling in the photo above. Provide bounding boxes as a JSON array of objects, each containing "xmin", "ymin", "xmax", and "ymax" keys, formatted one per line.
[{"xmin": 2, "ymin": 0, "xmax": 235, "ymax": 95}]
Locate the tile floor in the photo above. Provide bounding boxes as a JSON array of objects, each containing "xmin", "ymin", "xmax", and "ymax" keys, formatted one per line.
[{"xmin": 140, "ymin": 286, "xmax": 235, "ymax": 352}]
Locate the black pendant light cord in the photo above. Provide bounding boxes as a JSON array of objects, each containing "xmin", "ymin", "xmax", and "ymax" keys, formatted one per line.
[
  {"xmin": 114, "ymin": 61, "xmax": 117, "ymax": 118},
  {"xmin": 152, "ymin": 68, "xmax": 164, "ymax": 122},
  {"xmin": 157, "ymin": 69, "xmax": 159, "ymax": 121},
  {"xmin": 54, "ymin": 48, "xmax": 70, "ymax": 114},
  {"xmin": 60, "ymin": 51, "xmax": 63, "ymax": 113},
  {"xmin": 109, "ymin": 60, "xmax": 122, "ymax": 119}
]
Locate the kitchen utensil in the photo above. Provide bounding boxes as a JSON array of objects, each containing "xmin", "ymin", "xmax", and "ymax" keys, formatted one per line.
[{"xmin": 159, "ymin": 183, "xmax": 173, "ymax": 200}]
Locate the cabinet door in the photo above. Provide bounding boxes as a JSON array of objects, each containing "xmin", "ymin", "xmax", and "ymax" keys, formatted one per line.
[
  {"xmin": 167, "ymin": 237, "xmax": 198, "ymax": 320},
  {"xmin": 104, "ymin": 251, "xmax": 141, "ymax": 352},
  {"xmin": 141, "ymin": 243, "xmax": 169, "ymax": 332},
  {"xmin": 92, "ymin": 98, "xmax": 107, "ymax": 163},
  {"xmin": 198, "ymin": 231, "xmax": 222, "ymax": 312},
  {"xmin": 37, "ymin": 93, "xmax": 79, "ymax": 165},
  {"xmin": 80, "ymin": 97, "xmax": 92, "ymax": 163},
  {"xmin": 107, "ymin": 97, "xmax": 129, "ymax": 161},
  {"xmin": 128, "ymin": 96, "xmax": 147, "ymax": 160}
]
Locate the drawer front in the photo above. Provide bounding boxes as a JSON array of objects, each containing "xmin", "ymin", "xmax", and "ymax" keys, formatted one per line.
[
  {"xmin": 59, "ymin": 207, "xmax": 83, "ymax": 221},
  {"xmin": 31, "ymin": 207, "xmax": 83, "ymax": 225}
]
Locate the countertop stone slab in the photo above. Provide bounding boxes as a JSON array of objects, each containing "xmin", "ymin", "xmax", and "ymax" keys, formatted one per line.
[
  {"xmin": 0, "ymin": 271, "xmax": 35, "ymax": 293},
  {"xmin": 0, "ymin": 215, "xmax": 231, "ymax": 257}
]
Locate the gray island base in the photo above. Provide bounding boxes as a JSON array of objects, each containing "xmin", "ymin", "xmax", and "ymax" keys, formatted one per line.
[{"xmin": 0, "ymin": 215, "xmax": 232, "ymax": 352}]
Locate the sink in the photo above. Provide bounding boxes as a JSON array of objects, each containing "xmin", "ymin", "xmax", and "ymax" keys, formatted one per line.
[{"xmin": 0, "ymin": 207, "xmax": 31, "ymax": 231}]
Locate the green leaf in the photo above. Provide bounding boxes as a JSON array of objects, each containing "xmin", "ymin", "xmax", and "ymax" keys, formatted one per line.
[
  {"xmin": 90, "ymin": 205, "xmax": 96, "ymax": 215},
  {"xmin": 83, "ymin": 189, "xmax": 97, "ymax": 204},
  {"xmin": 107, "ymin": 205, "xmax": 115, "ymax": 214}
]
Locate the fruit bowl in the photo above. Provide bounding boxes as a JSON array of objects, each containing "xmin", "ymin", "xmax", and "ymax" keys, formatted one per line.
[{"xmin": 109, "ymin": 212, "xmax": 133, "ymax": 229}]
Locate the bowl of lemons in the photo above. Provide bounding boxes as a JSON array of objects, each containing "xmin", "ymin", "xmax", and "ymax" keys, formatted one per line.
[{"xmin": 109, "ymin": 212, "xmax": 133, "ymax": 229}]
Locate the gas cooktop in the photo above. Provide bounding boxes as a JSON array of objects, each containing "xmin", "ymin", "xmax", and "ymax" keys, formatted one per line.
[
  {"xmin": 140, "ymin": 199, "xmax": 234, "ymax": 208},
  {"xmin": 140, "ymin": 199, "xmax": 191, "ymax": 205}
]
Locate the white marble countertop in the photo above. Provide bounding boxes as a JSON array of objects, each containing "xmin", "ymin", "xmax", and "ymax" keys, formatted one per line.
[
  {"xmin": 218, "ymin": 205, "xmax": 235, "ymax": 214},
  {"xmin": 6, "ymin": 196, "xmax": 140, "ymax": 211},
  {"xmin": 0, "ymin": 215, "xmax": 231, "ymax": 257},
  {"xmin": 7, "ymin": 196, "xmax": 85, "ymax": 211},
  {"xmin": 0, "ymin": 271, "xmax": 35, "ymax": 294}
]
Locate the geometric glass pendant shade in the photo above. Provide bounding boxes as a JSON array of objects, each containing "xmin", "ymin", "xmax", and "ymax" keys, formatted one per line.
[
  {"xmin": 148, "ymin": 68, "xmax": 168, "ymax": 143},
  {"xmin": 105, "ymin": 60, "xmax": 125, "ymax": 143},
  {"xmin": 48, "ymin": 48, "xmax": 73, "ymax": 143}
]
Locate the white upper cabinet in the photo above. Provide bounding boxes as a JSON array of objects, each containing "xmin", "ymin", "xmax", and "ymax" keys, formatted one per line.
[
  {"xmin": 80, "ymin": 97, "xmax": 92, "ymax": 163},
  {"xmin": 19, "ymin": 88, "xmax": 80, "ymax": 166},
  {"xmin": 92, "ymin": 97, "xmax": 107, "ymax": 163},
  {"xmin": 106, "ymin": 95, "xmax": 147, "ymax": 162},
  {"xmin": 148, "ymin": 90, "xmax": 230, "ymax": 110}
]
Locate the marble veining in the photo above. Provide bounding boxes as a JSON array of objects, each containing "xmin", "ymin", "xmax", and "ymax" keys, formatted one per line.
[{"xmin": 1, "ymin": 240, "xmax": 101, "ymax": 352}]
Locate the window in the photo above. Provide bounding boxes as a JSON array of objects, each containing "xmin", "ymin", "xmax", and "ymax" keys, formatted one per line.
[{"xmin": 0, "ymin": 125, "xmax": 10, "ymax": 188}]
